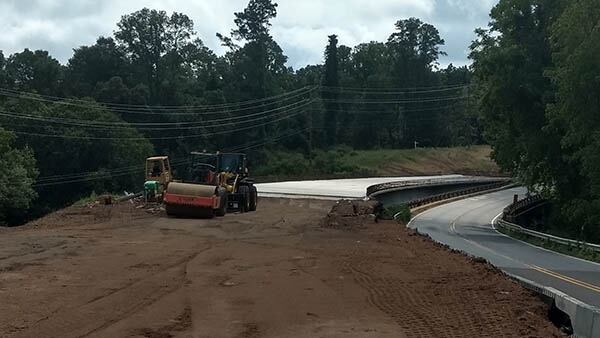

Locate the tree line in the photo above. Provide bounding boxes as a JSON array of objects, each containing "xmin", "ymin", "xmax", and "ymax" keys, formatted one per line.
[
  {"xmin": 0, "ymin": 0, "xmax": 477, "ymax": 225},
  {"xmin": 471, "ymin": 0, "xmax": 600, "ymax": 241}
]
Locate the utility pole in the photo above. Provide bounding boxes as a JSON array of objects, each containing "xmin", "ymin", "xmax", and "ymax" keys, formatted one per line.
[
  {"xmin": 309, "ymin": 97, "xmax": 313, "ymax": 161},
  {"xmin": 308, "ymin": 85, "xmax": 317, "ymax": 165}
]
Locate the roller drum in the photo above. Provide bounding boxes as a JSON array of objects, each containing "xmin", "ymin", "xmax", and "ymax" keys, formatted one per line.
[{"xmin": 166, "ymin": 182, "xmax": 218, "ymax": 197}]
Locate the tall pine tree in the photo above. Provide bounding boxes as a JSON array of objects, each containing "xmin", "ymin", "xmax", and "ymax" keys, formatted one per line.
[{"xmin": 322, "ymin": 35, "xmax": 340, "ymax": 147}]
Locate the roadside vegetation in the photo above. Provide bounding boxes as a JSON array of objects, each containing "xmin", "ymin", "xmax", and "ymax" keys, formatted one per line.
[
  {"xmin": 497, "ymin": 227, "xmax": 600, "ymax": 264},
  {"xmin": 255, "ymin": 145, "xmax": 499, "ymax": 181},
  {"xmin": 381, "ymin": 204, "xmax": 412, "ymax": 224},
  {"xmin": 472, "ymin": 0, "xmax": 600, "ymax": 242}
]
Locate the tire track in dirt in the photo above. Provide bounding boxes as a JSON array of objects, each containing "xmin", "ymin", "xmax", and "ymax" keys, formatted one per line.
[
  {"xmin": 344, "ymin": 252, "xmax": 521, "ymax": 338},
  {"xmin": 133, "ymin": 305, "xmax": 193, "ymax": 338},
  {"xmin": 78, "ymin": 246, "xmax": 209, "ymax": 338},
  {"xmin": 81, "ymin": 248, "xmax": 206, "ymax": 307},
  {"xmin": 345, "ymin": 261, "xmax": 436, "ymax": 337},
  {"xmin": 0, "ymin": 240, "xmax": 68, "ymax": 262},
  {"xmin": 14, "ymin": 246, "xmax": 210, "ymax": 338}
]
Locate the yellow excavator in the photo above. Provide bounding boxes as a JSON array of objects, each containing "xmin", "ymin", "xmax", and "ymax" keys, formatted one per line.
[{"xmin": 161, "ymin": 152, "xmax": 258, "ymax": 218}]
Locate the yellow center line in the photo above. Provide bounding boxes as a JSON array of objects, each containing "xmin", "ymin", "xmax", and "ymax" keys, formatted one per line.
[
  {"xmin": 530, "ymin": 265, "xmax": 600, "ymax": 294},
  {"xmin": 450, "ymin": 216, "xmax": 600, "ymax": 295}
]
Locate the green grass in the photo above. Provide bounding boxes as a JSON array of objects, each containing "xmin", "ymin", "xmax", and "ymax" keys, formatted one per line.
[
  {"xmin": 336, "ymin": 145, "xmax": 500, "ymax": 177},
  {"xmin": 255, "ymin": 145, "xmax": 501, "ymax": 182},
  {"xmin": 381, "ymin": 204, "xmax": 411, "ymax": 223},
  {"xmin": 498, "ymin": 227, "xmax": 600, "ymax": 263}
]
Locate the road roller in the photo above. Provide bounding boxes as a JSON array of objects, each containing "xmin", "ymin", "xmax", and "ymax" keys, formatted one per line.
[{"xmin": 163, "ymin": 152, "xmax": 257, "ymax": 218}]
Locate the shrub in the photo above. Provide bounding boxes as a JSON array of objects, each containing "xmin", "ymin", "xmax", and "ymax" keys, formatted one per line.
[{"xmin": 381, "ymin": 204, "xmax": 411, "ymax": 223}]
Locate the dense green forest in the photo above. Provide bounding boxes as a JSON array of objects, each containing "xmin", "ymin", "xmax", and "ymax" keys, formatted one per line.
[
  {"xmin": 0, "ymin": 0, "xmax": 600, "ymax": 240},
  {"xmin": 5, "ymin": 0, "xmax": 598, "ymax": 240},
  {"xmin": 0, "ymin": 0, "xmax": 478, "ymax": 225},
  {"xmin": 472, "ymin": 0, "xmax": 600, "ymax": 241}
]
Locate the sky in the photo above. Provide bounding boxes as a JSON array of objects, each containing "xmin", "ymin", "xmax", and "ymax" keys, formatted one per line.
[{"xmin": 0, "ymin": 0, "xmax": 498, "ymax": 70}]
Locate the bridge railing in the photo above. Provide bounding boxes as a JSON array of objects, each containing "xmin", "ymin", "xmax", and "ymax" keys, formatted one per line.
[
  {"xmin": 496, "ymin": 219, "xmax": 600, "ymax": 253},
  {"xmin": 503, "ymin": 194, "xmax": 545, "ymax": 216},
  {"xmin": 405, "ymin": 181, "xmax": 512, "ymax": 209}
]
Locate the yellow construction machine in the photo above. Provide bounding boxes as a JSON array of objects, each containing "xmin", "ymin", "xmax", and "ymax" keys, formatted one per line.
[
  {"xmin": 162, "ymin": 152, "xmax": 258, "ymax": 218},
  {"xmin": 144, "ymin": 156, "xmax": 172, "ymax": 202}
]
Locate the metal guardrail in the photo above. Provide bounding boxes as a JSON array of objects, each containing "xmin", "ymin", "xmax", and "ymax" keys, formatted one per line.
[
  {"xmin": 494, "ymin": 218, "xmax": 600, "ymax": 337},
  {"xmin": 503, "ymin": 194, "xmax": 548, "ymax": 223},
  {"xmin": 406, "ymin": 181, "xmax": 511, "ymax": 209},
  {"xmin": 501, "ymin": 194, "xmax": 600, "ymax": 252},
  {"xmin": 496, "ymin": 219, "xmax": 600, "ymax": 253},
  {"xmin": 504, "ymin": 194, "xmax": 544, "ymax": 215},
  {"xmin": 366, "ymin": 177, "xmax": 510, "ymax": 197}
]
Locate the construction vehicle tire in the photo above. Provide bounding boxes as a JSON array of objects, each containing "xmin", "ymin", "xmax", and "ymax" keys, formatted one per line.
[
  {"xmin": 239, "ymin": 185, "xmax": 250, "ymax": 213},
  {"xmin": 165, "ymin": 203, "xmax": 214, "ymax": 219},
  {"xmin": 216, "ymin": 193, "xmax": 227, "ymax": 217},
  {"xmin": 165, "ymin": 204, "xmax": 175, "ymax": 217},
  {"xmin": 249, "ymin": 185, "xmax": 257, "ymax": 212}
]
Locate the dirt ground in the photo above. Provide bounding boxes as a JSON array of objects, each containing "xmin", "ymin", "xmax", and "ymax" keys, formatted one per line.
[{"xmin": 0, "ymin": 198, "xmax": 562, "ymax": 338}]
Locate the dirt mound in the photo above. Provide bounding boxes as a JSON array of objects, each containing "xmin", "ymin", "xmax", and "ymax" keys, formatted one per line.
[
  {"xmin": 323, "ymin": 199, "xmax": 382, "ymax": 230},
  {"xmin": 24, "ymin": 200, "xmax": 153, "ymax": 230}
]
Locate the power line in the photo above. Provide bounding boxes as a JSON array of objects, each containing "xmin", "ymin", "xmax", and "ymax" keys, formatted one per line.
[
  {"xmin": 0, "ymin": 86, "xmax": 316, "ymax": 117},
  {"xmin": 320, "ymin": 83, "xmax": 471, "ymax": 91},
  {"xmin": 309, "ymin": 103, "xmax": 466, "ymax": 115},
  {"xmin": 0, "ymin": 85, "xmax": 316, "ymax": 111},
  {"xmin": 31, "ymin": 128, "xmax": 309, "ymax": 187},
  {"xmin": 35, "ymin": 158, "xmax": 193, "ymax": 183},
  {"xmin": 8, "ymin": 100, "xmax": 313, "ymax": 141},
  {"xmin": 0, "ymin": 98, "xmax": 312, "ymax": 131},
  {"xmin": 321, "ymin": 95, "xmax": 471, "ymax": 104},
  {"xmin": 320, "ymin": 84, "xmax": 471, "ymax": 95}
]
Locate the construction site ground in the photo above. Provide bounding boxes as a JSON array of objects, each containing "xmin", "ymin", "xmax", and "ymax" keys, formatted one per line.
[{"xmin": 0, "ymin": 198, "xmax": 563, "ymax": 338}]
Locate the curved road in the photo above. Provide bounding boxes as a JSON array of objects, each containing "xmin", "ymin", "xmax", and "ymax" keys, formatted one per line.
[{"xmin": 402, "ymin": 187, "xmax": 600, "ymax": 307}]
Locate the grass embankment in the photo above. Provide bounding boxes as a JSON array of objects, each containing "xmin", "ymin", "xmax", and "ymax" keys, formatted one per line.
[
  {"xmin": 255, "ymin": 145, "xmax": 501, "ymax": 182},
  {"xmin": 345, "ymin": 145, "xmax": 500, "ymax": 177},
  {"xmin": 497, "ymin": 227, "xmax": 600, "ymax": 264}
]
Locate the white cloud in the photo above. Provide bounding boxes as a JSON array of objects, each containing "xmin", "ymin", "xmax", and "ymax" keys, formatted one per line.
[{"xmin": 0, "ymin": 0, "xmax": 496, "ymax": 68}]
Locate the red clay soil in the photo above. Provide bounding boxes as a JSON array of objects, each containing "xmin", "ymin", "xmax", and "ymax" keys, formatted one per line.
[{"xmin": 0, "ymin": 198, "xmax": 562, "ymax": 338}]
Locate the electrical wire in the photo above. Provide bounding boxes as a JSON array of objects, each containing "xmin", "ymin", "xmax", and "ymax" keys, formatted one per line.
[
  {"xmin": 32, "ymin": 128, "xmax": 309, "ymax": 187},
  {"xmin": 0, "ymin": 98, "xmax": 312, "ymax": 131},
  {"xmin": 8, "ymin": 100, "xmax": 313, "ymax": 141},
  {"xmin": 320, "ymin": 84, "xmax": 471, "ymax": 95},
  {"xmin": 320, "ymin": 83, "xmax": 471, "ymax": 91},
  {"xmin": 0, "ymin": 85, "xmax": 315, "ymax": 110},
  {"xmin": 321, "ymin": 95, "xmax": 470, "ymax": 104},
  {"xmin": 0, "ymin": 86, "xmax": 316, "ymax": 115}
]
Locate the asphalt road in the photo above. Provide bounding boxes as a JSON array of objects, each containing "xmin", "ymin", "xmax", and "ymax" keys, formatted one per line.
[{"xmin": 400, "ymin": 187, "xmax": 600, "ymax": 307}]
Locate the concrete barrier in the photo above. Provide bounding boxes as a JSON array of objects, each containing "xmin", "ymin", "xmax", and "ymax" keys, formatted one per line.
[
  {"xmin": 509, "ymin": 273, "xmax": 600, "ymax": 338},
  {"xmin": 368, "ymin": 177, "xmax": 512, "ymax": 208}
]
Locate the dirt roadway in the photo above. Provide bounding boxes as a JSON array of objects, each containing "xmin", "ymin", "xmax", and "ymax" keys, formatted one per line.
[{"xmin": 0, "ymin": 198, "xmax": 562, "ymax": 338}]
